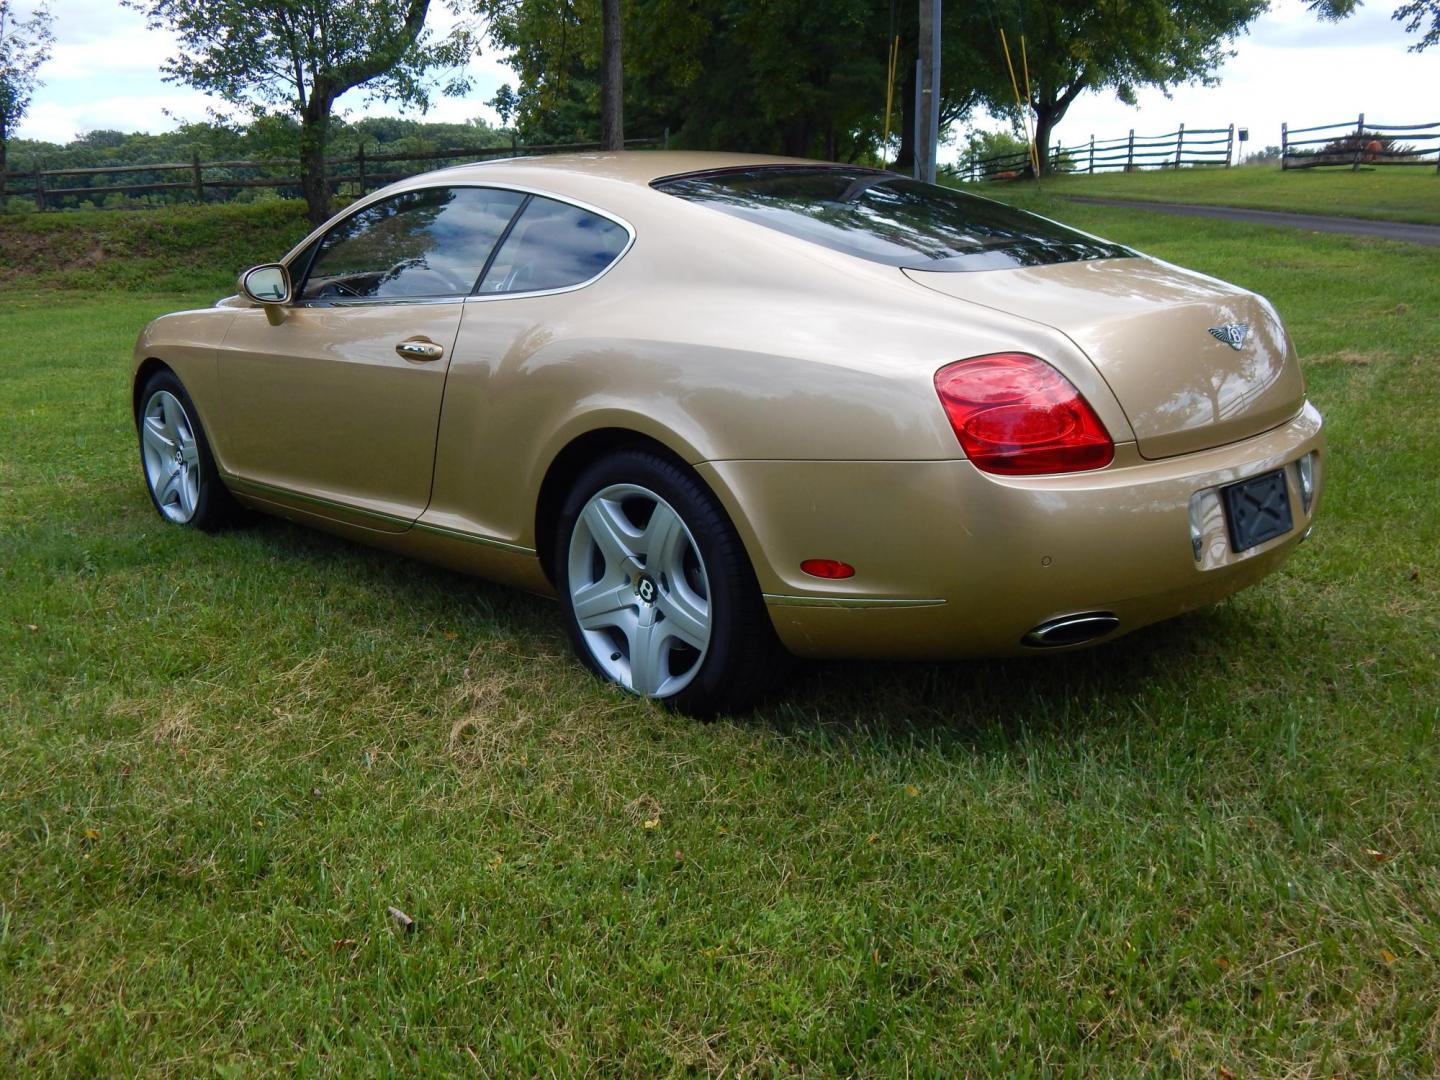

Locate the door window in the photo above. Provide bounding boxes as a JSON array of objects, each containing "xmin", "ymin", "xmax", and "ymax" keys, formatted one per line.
[
  {"xmin": 300, "ymin": 187, "xmax": 526, "ymax": 301},
  {"xmin": 476, "ymin": 195, "xmax": 629, "ymax": 295}
]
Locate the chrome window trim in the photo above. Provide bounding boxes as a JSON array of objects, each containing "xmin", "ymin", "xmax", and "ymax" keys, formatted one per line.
[
  {"xmin": 296, "ymin": 295, "xmax": 472, "ymax": 310},
  {"xmin": 286, "ymin": 182, "xmax": 636, "ymax": 310}
]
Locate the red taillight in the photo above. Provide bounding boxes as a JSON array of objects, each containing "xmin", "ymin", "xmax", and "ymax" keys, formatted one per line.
[{"xmin": 934, "ymin": 353, "xmax": 1114, "ymax": 475}]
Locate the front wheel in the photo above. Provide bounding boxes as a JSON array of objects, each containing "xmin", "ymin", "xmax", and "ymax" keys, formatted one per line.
[
  {"xmin": 136, "ymin": 369, "xmax": 238, "ymax": 531},
  {"xmin": 555, "ymin": 449, "xmax": 786, "ymax": 716}
]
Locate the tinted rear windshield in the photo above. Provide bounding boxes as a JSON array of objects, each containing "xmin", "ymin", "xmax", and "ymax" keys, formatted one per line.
[{"xmin": 653, "ymin": 166, "xmax": 1134, "ymax": 272}]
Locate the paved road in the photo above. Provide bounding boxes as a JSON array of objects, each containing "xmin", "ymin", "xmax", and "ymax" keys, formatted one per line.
[{"xmin": 1063, "ymin": 196, "xmax": 1440, "ymax": 247}]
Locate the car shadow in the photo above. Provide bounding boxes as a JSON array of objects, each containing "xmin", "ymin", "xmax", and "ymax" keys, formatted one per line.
[
  {"xmin": 235, "ymin": 514, "xmax": 1250, "ymax": 748},
  {"xmin": 741, "ymin": 607, "xmax": 1253, "ymax": 749}
]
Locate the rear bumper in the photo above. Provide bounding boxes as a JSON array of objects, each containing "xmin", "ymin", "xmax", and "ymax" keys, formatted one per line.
[{"xmin": 698, "ymin": 402, "xmax": 1324, "ymax": 659}]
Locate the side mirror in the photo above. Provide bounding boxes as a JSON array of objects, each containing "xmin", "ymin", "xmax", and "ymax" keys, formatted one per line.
[{"xmin": 239, "ymin": 263, "xmax": 293, "ymax": 326}]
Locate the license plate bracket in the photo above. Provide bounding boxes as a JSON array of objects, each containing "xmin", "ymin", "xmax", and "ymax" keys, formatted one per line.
[{"xmin": 1222, "ymin": 468, "xmax": 1293, "ymax": 553}]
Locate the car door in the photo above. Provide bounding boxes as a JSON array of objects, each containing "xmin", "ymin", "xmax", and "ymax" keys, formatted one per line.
[
  {"xmin": 217, "ymin": 185, "xmax": 526, "ymax": 528},
  {"xmin": 425, "ymin": 194, "xmax": 635, "ymax": 543}
]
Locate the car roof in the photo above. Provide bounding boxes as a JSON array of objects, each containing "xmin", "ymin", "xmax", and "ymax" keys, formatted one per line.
[{"xmin": 426, "ymin": 150, "xmax": 835, "ymax": 188}]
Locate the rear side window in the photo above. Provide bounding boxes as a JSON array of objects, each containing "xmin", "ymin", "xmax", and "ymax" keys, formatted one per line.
[
  {"xmin": 300, "ymin": 187, "xmax": 525, "ymax": 301},
  {"xmin": 653, "ymin": 167, "xmax": 1133, "ymax": 272},
  {"xmin": 477, "ymin": 195, "xmax": 630, "ymax": 295}
]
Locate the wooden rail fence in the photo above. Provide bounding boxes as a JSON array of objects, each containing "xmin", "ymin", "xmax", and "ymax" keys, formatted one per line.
[
  {"xmin": 0, "ymin": 137, "xmax": 664, "ymax": 212},
  {"xmin": 964, "ymin": 124, "xmax": 1236, "ymax": 182},
  {"xmin": 1281, "ymin": 114, "xmax": 1439, "ymax": 171}
]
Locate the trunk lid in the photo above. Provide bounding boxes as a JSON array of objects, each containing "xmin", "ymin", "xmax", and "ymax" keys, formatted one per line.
[{"xmin": 904, "ymin": 257, "xmax": 1306, "ymax": 460}]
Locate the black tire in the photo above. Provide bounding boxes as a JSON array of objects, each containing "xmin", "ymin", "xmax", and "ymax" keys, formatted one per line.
[
  {"xmin": 135, "ymin": 368, "xmax": 241, "ymax": 532},
  {"xmin": 554, "ymin": 448, "xmax": 788, "ymax": 716}
]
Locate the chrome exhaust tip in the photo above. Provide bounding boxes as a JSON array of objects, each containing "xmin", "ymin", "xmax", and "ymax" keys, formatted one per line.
[{"xmin": 1022, "ymin": 612, "xmax": 1120, "ymax": 649}]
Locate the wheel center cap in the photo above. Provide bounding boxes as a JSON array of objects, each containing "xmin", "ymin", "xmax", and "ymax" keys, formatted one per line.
[{"xmin": 635, "ymin": 574, "xmax": 658, "ymax": 604}]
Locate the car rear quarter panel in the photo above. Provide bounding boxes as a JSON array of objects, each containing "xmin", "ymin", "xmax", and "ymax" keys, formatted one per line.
[{"xmin": 426, "ymin": 192, "xmax": 1137, "ymax": 552}]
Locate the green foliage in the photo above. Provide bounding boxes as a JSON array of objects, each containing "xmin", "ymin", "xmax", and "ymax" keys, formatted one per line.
[
  {"xmin": 0, "ymin": 204, "xmax": 1438, "ymax": 1072},
  {"xmin": 472, "ymin": 0, "xmax": 1292, "ymax": 168},
  {"xmin": 0, "ymin": 0, "xmax": 53, "ymax": 181}
]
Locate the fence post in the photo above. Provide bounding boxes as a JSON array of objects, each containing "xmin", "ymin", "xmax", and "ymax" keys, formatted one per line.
[
  {"xmin": 1126, "ymin": 129, "xmax": 1134, "ymax": 171},
  {"xmin": 357, "ymin": 143, "xmax": 367, "ymax": 195},
  {"xmin": 192, "ymin": 150, "xmax": 204, "ymax": 204},
  {"xmin": 1051, "ymin": 141, "xmax": 1059, "ymax": 173},
  {"xmin": 663, "ymin": 126, "xmax": 671, "ymax": 150},
  {"xmin": 1353, "ymin": 112, "xmax": 1364, "ymax": 171},
  {"xmin": 1227, "ymin": 123, "xmax": 1234, "ymax": 167},
  {"xmin": 1281, "ymin": 122, "xmax": 1288, "ymax": 170},
  {"xmin": 1174, "ymin": 123, "xmax": 1185, "ymax": 167},
  {"xmin": 1088, "ymin": 135, "xmax": 1094, "ymax": 174},
  {"xmin": 35, "ymin": 162, "xmax": 45, "ymax": 211}
]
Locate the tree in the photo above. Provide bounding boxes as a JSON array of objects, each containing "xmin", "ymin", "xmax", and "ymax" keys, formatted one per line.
[
  {"xmin": 126, "ymin": 0, "xmax": 473, "ymax": 223},
  {"xmin": 600, "ymin": 0, "xmax": 622, "ymax": 149},
  {"xmin": 0, "ymin": 0, "xmax": 53, "ymax": 202},
  {"xmin": 977, "ymin": 0, "xmax": 1267, "ymax": 175},
  {"xmin": 473, "ymin": 0, "xmax": 985, "ymax": 163}
]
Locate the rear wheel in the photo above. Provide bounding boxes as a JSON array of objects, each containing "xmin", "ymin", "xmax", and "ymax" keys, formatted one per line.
[
  {"xmin": 555, "ymin": 449, "xmax": 785, "ymax": 716},
  {"xmin": 137, "ymin": 369, "xmax": 238, "ymax": 531}
]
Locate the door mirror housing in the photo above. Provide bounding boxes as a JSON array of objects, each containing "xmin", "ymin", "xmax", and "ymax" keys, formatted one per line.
[{"xmin": 239, "ymin": 264, "xmax": 293, "ymax": 325}]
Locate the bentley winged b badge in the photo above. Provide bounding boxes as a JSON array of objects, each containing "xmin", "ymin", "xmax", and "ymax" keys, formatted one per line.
[{"xmin": 1208, "ymin": 322, "xmax": 1250, "ymax": 351}]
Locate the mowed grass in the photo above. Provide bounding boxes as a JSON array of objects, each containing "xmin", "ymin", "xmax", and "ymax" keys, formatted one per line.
[
  {"xmin": 967, "ymin": 163, "xmax": 1440, "ymax": 226},
  {"xmin": 1, "ymin": 204, "xmax": 1439, "ymax": 1075}
]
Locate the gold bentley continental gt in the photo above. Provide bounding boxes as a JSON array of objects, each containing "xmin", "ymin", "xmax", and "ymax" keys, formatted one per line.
[{"xmin": 133, "ymin": 152, "xmax": 1324, "ymax": 714}]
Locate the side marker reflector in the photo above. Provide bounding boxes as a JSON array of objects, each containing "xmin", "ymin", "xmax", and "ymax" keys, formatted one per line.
[{"xmin": 800, "ymin": 559, "xmax": 855, "ymax": 580}]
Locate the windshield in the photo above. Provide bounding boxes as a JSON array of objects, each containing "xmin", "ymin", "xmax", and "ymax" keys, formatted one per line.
[{"xmin": 653, "ymin": 166, "xmax": 1134, "ymax": 272}]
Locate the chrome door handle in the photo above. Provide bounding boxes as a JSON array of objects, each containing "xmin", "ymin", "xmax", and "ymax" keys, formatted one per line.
[{"xmin": 395, "ymin": 339, "xmax": 444, "ymax": 362}]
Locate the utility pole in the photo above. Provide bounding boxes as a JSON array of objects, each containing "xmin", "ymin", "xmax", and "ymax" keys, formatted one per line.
[
  {"xmin": 600, "ymin": 0, "xmax": 624, "ymax": 150},
  {"xmin": 915, "ymin": 0, "xmax": 940, "ymax": 182}
]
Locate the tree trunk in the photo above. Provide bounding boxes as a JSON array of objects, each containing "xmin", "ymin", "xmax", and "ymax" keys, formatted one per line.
[
  {"xmin": 895, "ymin": 60, "xmax": 916, "ymax": 172},
  {"xmin": 300, "ymin": 94, "xmax": 334, "ymax": 225},
  {"xmin": 0, "ymin": 123, "xmax": 8, "ymax": 205},
  {"xmin": 600, "ymin": 0, "xmax": 624, "ymax": 151},
  {"xmin": 1032, "ymin": 99, "xmax": 1070, "ymax": 177},
  {"xmin": 1036, "ymin": 105, "xmax": 1059, "ymax": 175}
]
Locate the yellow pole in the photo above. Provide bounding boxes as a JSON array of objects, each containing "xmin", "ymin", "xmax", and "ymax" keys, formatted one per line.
[{"xmin": 998, "ymin": 29, "xmax": 1038, "ymax": 178}]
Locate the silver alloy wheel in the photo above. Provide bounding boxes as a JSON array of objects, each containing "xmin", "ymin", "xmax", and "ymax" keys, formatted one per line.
[
  {"xmin": 141, "ymin": 389, "xmax": 201, "ymax": 524},
  {"xmin": 567, "ymin": 483, "xmax": 712, "ymax": 698}
]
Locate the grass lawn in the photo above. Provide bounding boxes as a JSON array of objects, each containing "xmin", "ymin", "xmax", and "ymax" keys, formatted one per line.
[
  {"xmin": 964, "ymin": 163, "xmax": 1440, "ymax": 226},
  {"xmin": 1, "ymin": 202, "xmax": 1438, "ymax": 1074}
]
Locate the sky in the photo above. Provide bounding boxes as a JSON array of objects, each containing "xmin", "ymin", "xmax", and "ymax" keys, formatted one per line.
[{"xmin": 12, "ymin": 0, "xmax": 1439, "ymax": 162}]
